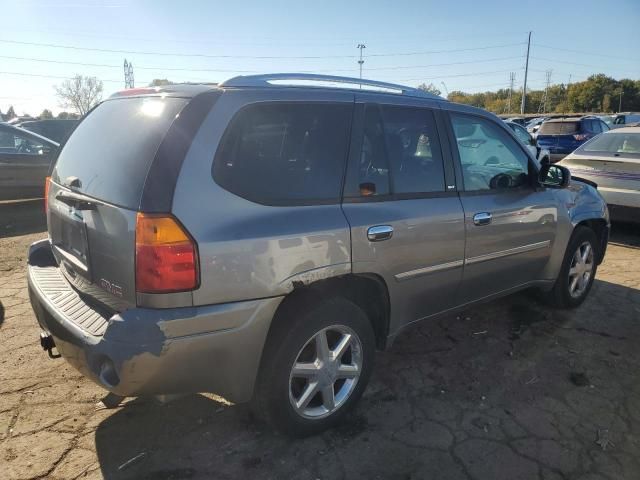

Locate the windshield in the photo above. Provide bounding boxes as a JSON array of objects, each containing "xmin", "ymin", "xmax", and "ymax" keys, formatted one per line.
[
  {"xmin": 580, "ymin": 132, "xmax": 640, "ymax": 155},
  {"xmin": 538, "ymin": 121, "xmax": 580, "ymax": 135}
]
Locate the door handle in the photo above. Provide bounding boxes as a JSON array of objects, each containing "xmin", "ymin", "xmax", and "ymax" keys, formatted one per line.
[
  {"xmin": 367, "ymin": 225, "xmax": 394, "ymax": 242},
  {"xmin": 473, "ymin": 212, "xmax": 492, "ymax": 226}
]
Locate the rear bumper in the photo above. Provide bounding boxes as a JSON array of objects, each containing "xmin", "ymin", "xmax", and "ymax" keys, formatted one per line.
[{"xmin": 27, "ymin": 239, "xmax": 283, "ymax": 403}]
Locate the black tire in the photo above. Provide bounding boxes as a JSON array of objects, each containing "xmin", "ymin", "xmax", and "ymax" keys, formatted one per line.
[
  {"xmin": 544, "ymin": 226, "xmax": 599, "ymax": 308},
  {"xmin": 252, "ymin": 296, "xmax": 375, "ymax": 437}
]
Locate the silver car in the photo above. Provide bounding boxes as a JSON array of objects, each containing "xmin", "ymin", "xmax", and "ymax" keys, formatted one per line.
[
  {"xmin": 560, "ymin": 126, "xmax": 640, "ymax": 222},
  {"xmin": 27, "ymin": 74, "xmax": 609, "ymax": 436}
]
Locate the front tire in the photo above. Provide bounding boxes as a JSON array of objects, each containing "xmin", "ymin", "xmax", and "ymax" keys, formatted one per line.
[
  {"xmin": 253, "ymin": 297, "xmax": 375, "ymax": 437},
  {"xmin": 545, "ymin": 226, "xmax": 599, "ymax": 308}
]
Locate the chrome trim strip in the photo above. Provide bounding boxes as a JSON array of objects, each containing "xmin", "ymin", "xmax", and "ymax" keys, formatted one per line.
[
  {"xmin": 395, "ymin": 259, "xmax": 464, "ymax": 281},
  {"xmin": 465, "ymin": 240, "xmax": 551, "ymax": 265}
]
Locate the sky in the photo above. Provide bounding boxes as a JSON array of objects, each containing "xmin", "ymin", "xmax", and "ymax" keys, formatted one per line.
[{"xmin": 1, "ymin": 0, "xmax": 639, "ymax": 116}]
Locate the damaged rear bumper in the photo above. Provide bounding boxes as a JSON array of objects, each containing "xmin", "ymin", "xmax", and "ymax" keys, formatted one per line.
[{"xmin": 27, "ymin": 239, "xmax": 282, "ymax": 403}]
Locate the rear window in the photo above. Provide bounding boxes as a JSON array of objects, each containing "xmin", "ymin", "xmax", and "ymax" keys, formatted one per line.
[
  {"xmin": 52, "ymin": 97, "xmax": 188, "ymax": 209},
  {"xmin": 580, "ymin": 132, "xmax": 640, "ymax": 155},
  {"xmin": 538, "ymin": 121, "xmax": 580, "ymax": 135},
  {"xmin": 213, "ymin": 102, "xmax": 352, "ymax": 205}
]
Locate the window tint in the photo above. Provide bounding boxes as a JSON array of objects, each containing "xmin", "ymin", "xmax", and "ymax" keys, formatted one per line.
[
  {"xmin": 213, "ymin": 102, "xmax": 352, "ymax": 204},
  {"xmin": 451, "ymin": 113, "xmax": 530, "ymax": 191},
  {"xmin": 538, "ymin": 121, "xmax": 580, "ymax": 135},
  {"xmin": 350, "ymin": 104, "xmax": 445, "ymax": 197},
  {"xmin": 0, "ymin": 128, "xmax": 47, "ymax": 156},
  {"xmin": 509, "ymin": 123, "xmax": 532, "ymax": 145}
]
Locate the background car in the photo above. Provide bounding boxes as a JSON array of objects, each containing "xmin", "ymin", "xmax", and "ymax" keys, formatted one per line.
[
  {"xmin": 560, "ymin": 126, "xmax": 640, "ymax": 223},
  {"xmin": 598, "ymin": 115, "xmax": 615, "ymax": 129},
  {"xmin": 0, "ymin": 123, "xmax": 58, "ymax": 200},
  {"xmin": 504, "ymin": 120, "xmax": 551, "ymax": 165},
  {"xmin": 525, "ymin": 116, "xmax": 548, "ymax": 137},
  {"xmin": 505, "ymin": 116, "xmax": 527, "ymax": 126},
  {"xmin": 611, "ymin": 113, "xmax": 640, "ymax": 129},
  {"xmin": 536, "ymin": 116, "xmax": 610, "ymax": 163},
  {"xmin": 16, "ymin": 119, "xmax": 79, "ymax": 144}
]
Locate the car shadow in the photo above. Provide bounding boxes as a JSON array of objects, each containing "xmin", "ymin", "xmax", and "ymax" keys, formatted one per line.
[
  {"xmin": 0, "ymin": 199, "xmax": 46, "ymax": 238},
  {"xmin": 93, "ymin": 278, "xmax": 640, "ymax": 480},
  {"xmin": 609, "ymin": 221, "xmax": 640, "ymax": 248}
]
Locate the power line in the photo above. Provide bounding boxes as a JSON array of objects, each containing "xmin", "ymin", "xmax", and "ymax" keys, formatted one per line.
[
  {"xmin": 395, "ymin": 68, "xmax": 518, "ymax": 82},
  {"xmin": 0, "ymin": 38, "xmax": 525, "ymax": 60},
  {"xmin": 534, "ymin": 44, "xmax": 640, "ymax": 63}
]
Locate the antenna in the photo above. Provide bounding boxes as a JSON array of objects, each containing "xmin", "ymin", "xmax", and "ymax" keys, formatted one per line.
[{"xmin": 124, "ymin": 59, "xmax": 135, "ymax": 89}]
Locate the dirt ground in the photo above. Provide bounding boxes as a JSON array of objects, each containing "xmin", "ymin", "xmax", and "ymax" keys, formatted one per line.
[{"xmin": 1, "ymin": 201, "xmax": 640, "ymax": 480}]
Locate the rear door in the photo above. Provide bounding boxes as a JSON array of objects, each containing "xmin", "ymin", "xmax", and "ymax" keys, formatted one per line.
[
  {"xmin": 342, "ymin": 94, "xmax": 465, "ymax": 334},
  {"xmin": 48, "ymin": 95, "xmax": 192, "ymax": 311},
  {"xmin": 0, "ymin": 126, "xmax": 54, "ymax": 200},
  {"xmin": 444, "ymin": 110, "xmax": 559, "ymax": 303}
]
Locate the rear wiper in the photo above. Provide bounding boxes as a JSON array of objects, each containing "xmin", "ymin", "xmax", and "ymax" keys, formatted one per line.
[{"xmin": 55, "ymin": 191, "xmax": 102, "ymax": 210}]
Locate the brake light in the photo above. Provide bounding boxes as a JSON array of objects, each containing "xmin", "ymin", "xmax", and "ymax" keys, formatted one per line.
[
  {"xmin": 44, "ymin": 176, "xmax": 51, "ymax": 211},
  {"xmin": 135, "ymin": 213, "xmax": 199, "ymax": 293},
  {"xmin": 573, "ymin": 134, "xmax": 588, "ymax": 141}
]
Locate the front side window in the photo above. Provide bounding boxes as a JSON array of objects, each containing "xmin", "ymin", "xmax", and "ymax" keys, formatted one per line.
[
  {"xmin": 351, "ymin": 104, "xmax": 445, "ymax": 197},
  {"xmin": 510, "ymin": 123, "xmax": 532, "ymax": 145},
  {"xmin": 213, "ymin": 103, "xmax": 352, "ymax": 204},
  {"xmin": 0, "ymin": 129, "xmax": 47, "ymax": 156},
  {"xmin": 451, "ymin": 113, "xmax": 530, "ymax": 191}
]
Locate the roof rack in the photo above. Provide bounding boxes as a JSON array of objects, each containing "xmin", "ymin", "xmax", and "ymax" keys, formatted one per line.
[{"xmin": 219, "ymin": 73, "xmax": 444, "ymax": 100}]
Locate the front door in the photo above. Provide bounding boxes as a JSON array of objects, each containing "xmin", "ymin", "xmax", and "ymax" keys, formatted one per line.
[
  {"xmin": 445, "ymin": 111, "xmax": 558, "ymax": 303},
  {"xmin": 342, "ymin": 97, "xmax": 465, "ymax": 334}
]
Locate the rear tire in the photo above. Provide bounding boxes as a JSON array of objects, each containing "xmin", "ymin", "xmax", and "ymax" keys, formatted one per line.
[
  {"xmin": 544, "ymin": 226, "xmax": 599, "ymax": 309},
  {"xmin": 252, "ymin": 296, "xmax": 375, "ymax": 437}
]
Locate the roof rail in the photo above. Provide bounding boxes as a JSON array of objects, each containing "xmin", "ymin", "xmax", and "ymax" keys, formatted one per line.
[{"xmin": 219, "ymin": 73, "xmax": 444, "ymax": 100}]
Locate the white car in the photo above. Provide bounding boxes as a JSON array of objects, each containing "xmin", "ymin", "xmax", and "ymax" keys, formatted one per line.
[
  {"xmin": 504, "ymin": 121, "xmax": 551, "ymax": 166},
  {"xmin": 560, "ymin": 126, "xmax": 640, "ymax": 222}
]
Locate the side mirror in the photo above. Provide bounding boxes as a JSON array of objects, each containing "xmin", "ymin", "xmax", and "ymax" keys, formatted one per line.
[{"xmin": 539, "ymin": 164, "xmax": 570, "ymax": 188}]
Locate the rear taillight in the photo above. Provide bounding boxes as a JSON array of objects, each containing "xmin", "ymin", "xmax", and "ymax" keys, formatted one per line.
[
  {"xmin": 573, "ymin": 134, "xmax": 589, "ymax": 141},
  {"xmin": 44, "ymin": 176, "xmax": 51, "ymax": 211},
  {"xmin": 135, "ymin": 213, "xmax": 199, "ymax": 293}
]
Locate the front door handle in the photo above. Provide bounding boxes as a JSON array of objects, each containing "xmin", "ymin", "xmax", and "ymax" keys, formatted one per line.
[
  {"xmin": 473, "ymin": 212, "xmax": 492, "ymax": 226},
  {"xmin": 367, "ymin": 225, "xmax": 394, "ymax": 242}
]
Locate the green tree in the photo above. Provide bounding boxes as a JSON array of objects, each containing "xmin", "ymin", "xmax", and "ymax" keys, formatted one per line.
[
  {"xmin": 417, "ymin": 82, "xmax": 441, "ymax": 97},
  {"xmin": 57, "ymin": 111, "xmax": 80, "ymax": 120},
  {"xmin": 39, "ymin": 109, "xmax": 54, "ymax": 119}
]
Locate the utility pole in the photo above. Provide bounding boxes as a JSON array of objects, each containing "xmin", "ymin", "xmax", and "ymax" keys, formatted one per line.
[
  {"xmin": 357, "ymin": 44, "xmax": 366, "ymax": 85},
  {"xmin": 619, "ymin": 88, "xmax": 624, "ymax": 112},
  {"xmin": 124, "ymin": 59, "xmax": 134, "ymax": 89},
  {"xmin": 539, "ymin": 69, "xmax": 552, "ymax": 114},
  {"xmin": 506, "ymin": 72, "xmax": 515, "ymax": 113},
  {"xmin": 564, "ymin": 74, "xmax": 572, "ymax": 115},
  {"xmin": 520, "ymin": 31, "xmax": 531, "ymax": 115}
]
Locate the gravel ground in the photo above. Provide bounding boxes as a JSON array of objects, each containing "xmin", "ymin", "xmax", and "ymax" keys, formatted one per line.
[{"xmin": 1, "ymin": 203, "xmax": 639, "ymax": 480}]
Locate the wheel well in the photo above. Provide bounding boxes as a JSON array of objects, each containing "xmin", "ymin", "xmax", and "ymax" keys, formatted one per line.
[
  {"xmin": 576, "ymin": 218, "xmax": 608, "ymax": 264},
  {"xmin": 269, "ymin": 274, "xmax": 391, "ymax": 351}
]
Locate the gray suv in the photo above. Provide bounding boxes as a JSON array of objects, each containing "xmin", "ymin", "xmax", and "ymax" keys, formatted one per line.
[{"xmin": 27, "ymin": 74, "xmax": 609, "ymax": 436}]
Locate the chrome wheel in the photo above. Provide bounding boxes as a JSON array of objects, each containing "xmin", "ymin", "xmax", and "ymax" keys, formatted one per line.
[
  {"xmin": 568, "ymin": 241, "xmax": 594, "ymax": 298},
  {"xmin": 289, "ymin": 325, "xmax": 363, "ymax": 419}
]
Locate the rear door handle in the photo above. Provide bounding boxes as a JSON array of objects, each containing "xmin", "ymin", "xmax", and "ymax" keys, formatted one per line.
[
  {"xmin": 473, "ymin": 212, "xmax": 492, "ymax": 226},
  {"xmin": 367, "ymin": 225, "xmax": 394, "ymax": 242}
]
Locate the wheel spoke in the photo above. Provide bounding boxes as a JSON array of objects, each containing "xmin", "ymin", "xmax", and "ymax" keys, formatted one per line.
[
  {"xmin": 573, "ymin": 251, "xmax": 583, "ymax": 266},
  {"xmin": 336, "ymin": 363, "xmax": 359, "ymax": 379},
  {"xmin": 332, "ymin": 333, "xmax": 352, "ymax": 361},
  {"xmin": 581, "ymin": 244, "xmax": 592, "ymax": 263},
  {"xmin": 315, "ymin": 330, "xmax": 331, "ymax": 362},
  {"xmin": 569, "ymin": 275, "xmax": 579, "ymax": 294},
  {"xmin": 321, "ymin": 384, "xmax": 335, "ymax": 410},
  {"xmin": 296, "ymin": 381, "xmax": 319, "ymax": 409},
  {"xmin": 569, "ymin": 266, "xmax": 579, "ymax": 276},
  {"xmin": 292, "ymin": 362, "xmax": 320, "ymax": 378}
]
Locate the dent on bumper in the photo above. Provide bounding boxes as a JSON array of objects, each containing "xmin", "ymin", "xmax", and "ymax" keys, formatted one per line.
[{"xmin": 28, "ymin": 239, "xmax": 283, "ymax": 403}]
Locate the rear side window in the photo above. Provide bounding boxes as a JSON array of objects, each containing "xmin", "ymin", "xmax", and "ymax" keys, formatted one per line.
[
  {"xmin": 53, "ymin": 97, "xmax": 188, "ymax": 209},
  {"xmin": 538, "ymin": 121, "xmax": 580, "ymax": 135},
  {"xmin": 213, "ymin": 102, "xmax": 352, "ymax": 205},
  {"xmin": 346, "ymin": 104, "xmax": 445, "ymax": 198}
]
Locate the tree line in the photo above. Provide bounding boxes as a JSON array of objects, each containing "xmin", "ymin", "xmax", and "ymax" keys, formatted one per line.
[{"xmin": 422, "ymin": 74, "xmax": 640, "ymax": 115}]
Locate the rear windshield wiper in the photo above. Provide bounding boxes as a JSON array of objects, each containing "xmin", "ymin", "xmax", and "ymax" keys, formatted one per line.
[{"xmin": 55, "ymin": 190, "xmax": 103, "ymax": 210}]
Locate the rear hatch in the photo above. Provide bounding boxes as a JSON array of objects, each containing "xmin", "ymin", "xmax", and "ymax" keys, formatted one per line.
[
  {"xmin": 48, "ymin": 95, "xmax": 190, "ymax": 311},
  {"xmin": 537, "ymin": 121, "xmax": 583, "ymax": 153}
]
